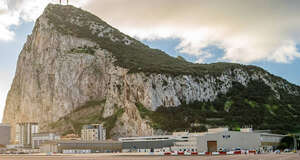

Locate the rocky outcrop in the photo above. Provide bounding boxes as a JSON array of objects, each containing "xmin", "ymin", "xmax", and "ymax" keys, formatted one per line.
[{"xmin": 3, "ymin": 4, "xmax": 299, "ymax": 143}]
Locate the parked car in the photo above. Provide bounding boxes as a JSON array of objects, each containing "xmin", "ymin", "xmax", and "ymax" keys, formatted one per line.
[
  {"xmin": 284, "ymin": 149, "xmax": 291, "ymax": 152},
  {"xmin": 274, "ymin": 149, "xmax": 281, "ymax": 154}
]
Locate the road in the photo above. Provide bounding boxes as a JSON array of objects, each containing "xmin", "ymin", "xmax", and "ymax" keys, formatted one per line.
[{"xmin": 0, "ymin": 153, "xmax": 299, "ymax": 160}]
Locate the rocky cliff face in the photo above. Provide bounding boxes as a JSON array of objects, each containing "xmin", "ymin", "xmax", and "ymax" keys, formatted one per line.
[{"xmin": 3, "ymin": 4, "xmax": 300, "ymax": 143}]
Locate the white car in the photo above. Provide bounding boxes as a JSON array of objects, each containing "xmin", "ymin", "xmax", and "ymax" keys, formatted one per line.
[{"xmin": 184, "ymin": 152, "xmax": 191, "ymax": 156}]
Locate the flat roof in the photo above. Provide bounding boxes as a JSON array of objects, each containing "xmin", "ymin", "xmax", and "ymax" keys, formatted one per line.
[
  {"xmin": 17, "ymin": 122, "xmax": 38, "ymax": 125},
  {"xmin": 0, "ymin": 123, "xmax": 10, "ymax": 127},
  {"xmin": 42, "ymin": 140, "xmax": 121, "ymax": 145}
]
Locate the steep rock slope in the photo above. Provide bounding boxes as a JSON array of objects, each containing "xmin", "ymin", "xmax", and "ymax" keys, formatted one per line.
[{"xmin": 3, "ymin": 4, "xmax": 300, "ymax": 142}]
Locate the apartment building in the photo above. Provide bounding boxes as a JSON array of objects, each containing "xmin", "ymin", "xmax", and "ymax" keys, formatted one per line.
[
  {"xmin": 16, "ymin": 122, "xmax": 38, "ymax": 147},
  {"xmin": 81, "ymin": 124, "xmax": 106, "ymax": 141}
]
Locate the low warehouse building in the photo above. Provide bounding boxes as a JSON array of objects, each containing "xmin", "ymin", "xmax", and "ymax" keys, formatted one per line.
[
  {"xmin": 119, "ymin": 128, "xmax": 285, "ymax": 153},
  {"xmin": 172, "ymin": 128, "xmax": 285, "ymax": 153},
  {"xmin": 119, "ymin": 136, "xmax": 176, "ymax": 152},
  {"xmin": 40, "ymin": 140, "xmax": 122, "ymax": 153},
  {"xmin": 196, "ymin": 129, "xmax": 260, "ymax": 152},
  {"xmin": 195, "ymin": 128, "xmax": 285, "ymax": 152}
]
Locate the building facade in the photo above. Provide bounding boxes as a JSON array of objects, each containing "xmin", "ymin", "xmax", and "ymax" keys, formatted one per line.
[
  {"xmin": 119, "ymin": 128, "xmax": 285, "ymax": 153},
  {"xmin": 40, "ymin": 140, "xmax": 122, "ymax": 153},
  {"xmin": 195, "ymin": 128, "xmax": 285, "ymax": 152},
  {"xmin": 32, "ymin": 133, "xmax": 60, "ymax": 149},
  {"xmin": 196, "ymin": 130, "xmax": 261, "ymax": 152},
  {"xmin": 119, "ymin": 136, "xmax": 177, "ymax": 152},
  {"xmin": 81, "ymin": 124, "xmax": 106, "ymax": 141},
  {"xmin": 16, "ymin": 122, "xmax": 38, "ymax": 147},
  {"xmin": 0, "ymin": 124, "xmax": 11, "ymax": 146}
]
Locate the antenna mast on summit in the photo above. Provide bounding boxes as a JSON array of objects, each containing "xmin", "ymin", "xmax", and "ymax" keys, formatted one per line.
[{"xmin": 59, "ymin": 0, "xmax": 69, "ymax": 5}]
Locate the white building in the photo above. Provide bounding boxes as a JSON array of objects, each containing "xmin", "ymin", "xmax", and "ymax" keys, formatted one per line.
[
  {"xmin": 119, "ymin": 128, "xmax": 285, "ymax": 153},
  {"xmin": 172, "ymin": 128, "xmax": 285, "ymax": 152},
  {"xmin": 16, "ymin": 122, "xmax": 38, "ymax": 147},
  {"xmin": 81, "ymin": 124, "xmax": 106, "ymax": 141},
  {"xmin": 32, "ymin": 133, "xmax": 60, "ymax": 149},
  {"xmin": 119, "ymin": 135, "xmax": 176, "ymax": 152}
]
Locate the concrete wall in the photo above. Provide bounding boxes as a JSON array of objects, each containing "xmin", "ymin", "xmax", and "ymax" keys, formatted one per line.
[{"xmin": 196, "ymin": 131, "xmax": 261, "ymax": 152}]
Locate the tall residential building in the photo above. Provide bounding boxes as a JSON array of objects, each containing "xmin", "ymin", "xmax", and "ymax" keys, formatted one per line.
[
  {"xmin": 16, "ymin": 122, "xmax": 38, "ymax": 147},
  {"xmin": 81, "ymin": 124, "xmax": 106, "ymax": 141},
  {"xmin": 0, "ymin": 124, "xmax": 11, "ymax": 145}
]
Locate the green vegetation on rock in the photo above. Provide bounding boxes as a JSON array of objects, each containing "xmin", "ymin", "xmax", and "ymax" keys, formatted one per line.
[
  {"xmin": 49, "ymin": 100, "xmax": 124, "ymax": 138},
  {"xmin": 69, "ymin": 45, "xmax": 97, "ymax": 55},
  {"xmin": 49, "ymin": 100, "xmax": 106, "ymax": 136},
  {"xmin": 137, "ymin": 80, "xmax": 300, "ymax": 134},
  {"xmin": 102, "ymin": 107, "xmax": 124, "ymax": 139},
  {"xmin": 135, "ymin": 102, "xmax": 152, "ymax": 119}
]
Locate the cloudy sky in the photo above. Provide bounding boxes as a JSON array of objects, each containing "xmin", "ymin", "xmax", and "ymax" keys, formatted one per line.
[{"xmin": 1, "ymin": 0, "xmax": 300, "ymax": 121}]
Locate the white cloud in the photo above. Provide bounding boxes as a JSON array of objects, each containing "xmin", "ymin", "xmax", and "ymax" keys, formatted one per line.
[
  {"xmin": 0, "ymin": 71, "xmax": 14, "ymax": 122},
  {"xmin": 84, "ymin": 0, "xmax": 300, "ymax": 64},
  {"xmin": 0, "ymin": 0, "xmax": 89, "ymax": 41}
]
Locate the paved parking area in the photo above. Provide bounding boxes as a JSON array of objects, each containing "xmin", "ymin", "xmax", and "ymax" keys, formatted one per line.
[{"xmin": 0, "ymin": 153, "xmax": 299, "ymax": 160}]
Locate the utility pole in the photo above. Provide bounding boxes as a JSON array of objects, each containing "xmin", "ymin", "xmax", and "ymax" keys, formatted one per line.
[{"xmin": 293, "ymin": 134, "xmax": 297, "ymax": 153}]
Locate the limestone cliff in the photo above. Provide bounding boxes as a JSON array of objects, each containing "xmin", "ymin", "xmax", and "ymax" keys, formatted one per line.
[{"xmin": 3, "ymin": 4, "xmax": 300, "ymax": 143}]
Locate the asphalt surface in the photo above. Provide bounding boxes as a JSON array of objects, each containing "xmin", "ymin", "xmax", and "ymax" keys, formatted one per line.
[{"xmin": 0, "ymin": 153, "xmax": 299, "ymax": 160}]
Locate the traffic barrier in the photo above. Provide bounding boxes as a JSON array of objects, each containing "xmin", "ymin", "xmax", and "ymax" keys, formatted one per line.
[
  {"xmin": 164, "ymin": 152, "xmax": 171, "ymax": 156},
  {"xmin": 212, "ymin": 152, "xmax": 220, "ymax": 155},
  {"xmin": 205, "ymin": 152, "xmax": 211, "ymax": 155},
  {"xmin": 219, "ymin": 151, "xmax": 227, "ymax": 155},
  {"xmin": 191, "ymin": 152, "xmax": 198, "ymax": 155},
  {"xmin": 226, "ymin": 151, "xmax": 234, "ymax": 155},
  {"xmin": 171, "ymin": 152, "xmax": 178, "ymax": 156},
  {"xmin": 163, "ymin": 150, "xmax": 256, "ymax": 156},
  {"xmin": 184, "ymin": 152, "xmax": 192, "ymax": 156},
  {"xmin": 157, "ymin": 152, "xmax": 164, "ymax": 156},
  {"xmin": 178, "ymin": 151, "xmax": 184, "ymax": 155},
  {"xmin": 198, "ymin": 152, "xmax": 206, "ymax": 156}
]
